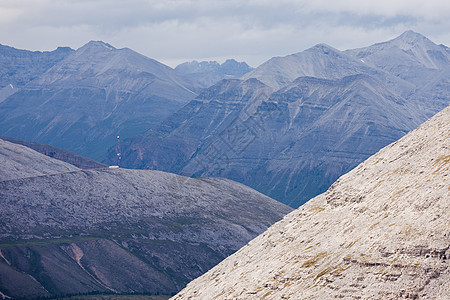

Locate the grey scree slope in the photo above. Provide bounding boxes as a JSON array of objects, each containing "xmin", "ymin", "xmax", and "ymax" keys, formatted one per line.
[{"xmin": 173, "ymin": 106, "xmax": 449, "ymax": 299}]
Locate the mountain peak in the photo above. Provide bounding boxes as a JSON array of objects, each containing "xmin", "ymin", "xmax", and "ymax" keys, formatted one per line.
[
  {"xmin": 388, "ymin": 30, "xmax": 438, "ymax": 51},
  {"xmin": 78, "ymin": 40, "xmax": 116, "ymax": 52},
  {"xmin": 306, "ymin": 43, "xmax": 340, "ymax": 55},
  {"xmin": 396, "ymin": 30, "xmax": 427, "ymax": 42}
]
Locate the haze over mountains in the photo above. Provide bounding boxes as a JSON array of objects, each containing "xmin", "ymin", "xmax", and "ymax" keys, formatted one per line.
[
  {"xmin": 174, "ymin": 104, "xmax": 450, "ymax": 300},
  {"xmin": 0, "ymin": 44, "xmax": 74, "ymax": 102},
  {"xmin": 0, "ymin": 30, "xmax": 448, "ymax": 299},
  {"xmin": 0, "ymin": 41, "xmax": 201, "ymax": 160},
  {"xmin": 0, "ymin": 30, "xmax": 448, "ymax": 205},
  {"xmin": 0, "ymin": 138, "xmax": 291, "ymax": 298},
  {"xmin": 175, "ymin": 59, "xmax": 253, "ymax": 87},
  {"xmin": 111, "ymin": 31, "xmax": 449, "ymax": 207}
]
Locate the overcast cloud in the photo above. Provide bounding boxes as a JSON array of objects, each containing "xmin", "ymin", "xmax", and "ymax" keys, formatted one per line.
[{"xmin": 1, "ymin": 0, "xmax": 449, "ymax": 67}]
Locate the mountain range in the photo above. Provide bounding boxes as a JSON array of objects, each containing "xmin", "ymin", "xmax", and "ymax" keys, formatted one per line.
[
  {"xmin": 0, "ymin": 136, "xmax": 106, "ymax": 169},
  {"xmin": 173, "ymin": 104, "xmax": 449, "ymax": 299},
  {"xmin": 175, "ymin": 59, "xmax": 253, "ymax": 87},
  {"xmin": 110, "ymin": 31, "xmax": 449, "ymax": 207},
  {"xmin": 0, "ymin": 44, "xmax": 74, "ymax": 102},
  {"xmin": 0, "ymin": 138, "xmax": 291, "ymax": 298},
  {"xmin": 0, "ymin": 41, "xmax": 201, "ymax": 160}
]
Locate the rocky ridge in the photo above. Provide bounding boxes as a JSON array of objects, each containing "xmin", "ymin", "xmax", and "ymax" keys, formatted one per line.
[
  {"xmin": 0, "ymin": 140, "xmax": 291, "ymax": 298},
  {"xmin": 0, "ymin": 44, "xmax": 73, "ymax": 101},
  {"xmin": 176, "ymin": 59, "xmax": 253, "ymax": 87},
  {"xmin": 112, "ymin": 31, "xmax": 449, "ymax": 208},
  {"xmin": 112, "ymin": 73, "xmax": 426, "ymax": 208},
  {"xmin": 0, "ymin": 136, "xmax": 106, "ymax": 169},
  {"xmin": 0, "ymin": 138, "xmax": 80, "ymax": 181},
  {"xmin": 173, "ymin": 106, "xmax": 449, "ymax": 299}
]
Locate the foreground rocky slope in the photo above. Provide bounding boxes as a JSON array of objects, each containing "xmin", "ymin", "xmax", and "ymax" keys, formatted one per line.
[
  {"xmin": 0, "ymin": 143, "xmax": 291, "ymax": 298},
  {"xmin": 173, "ymin": 106, "xmax": 449, "ymax": 299},
  {"xmin": 1, "ymin": 136, "xmax": 106, "ymax": 169},
  {"xmin": 0, "ymin": 138, "xmax": 80, "ymax": 181}
]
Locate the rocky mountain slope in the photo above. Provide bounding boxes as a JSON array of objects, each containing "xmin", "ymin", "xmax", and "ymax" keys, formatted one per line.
[
  {"xmin": 173, "ymin": 105, "xmax": 449, "ymax": 299},
  {"xmin": 0, "ymin": 41, "xmax": 201, "ymax": 160},
  {"xmin": 112, "ymin": 31, "xmax": 449, "ymax": 208},
  {"xmin": 0, "ymin": 44, "xmax": 73, "ymax": 102},
  {"xmin": 176, "ymin": 59, "xmax": 253, "ymax": 87},
  {"xmin": 1, "ymin": 136, "xmax": 106, "ymax": 169},
  {"xmin": 0, "ymin": 140, "xmax": 292, "ymax": 298},
  {"xmin": 0, "ymin": 138, "xmax": 80, "ymax": 181},
  {"xmin": 346, "ymin": 30, "xmax": 450, "ymax": 119}
]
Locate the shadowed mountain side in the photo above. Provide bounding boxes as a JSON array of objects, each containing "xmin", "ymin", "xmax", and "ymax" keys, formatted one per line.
[
  {"xmin": 110, "ymin": 31, "xmax": 449, "ymax": 208},
  {"xmin": 107, "ymin": 78, "xmax": 273, "ymax": 172},
  {"xmin": 0, "ymin": 136, "xmax": 106, "ymax": 169},
  {"xmin": 0, "ymin": 44, "xmax": 74, "ymax": 101},
  {"xmin": 173, "ymin": 106, "xmax": 449, "ymax": 299},
  {"xmin": 0, "ymin": 166, "xmax": 292, "ymax": 298}
]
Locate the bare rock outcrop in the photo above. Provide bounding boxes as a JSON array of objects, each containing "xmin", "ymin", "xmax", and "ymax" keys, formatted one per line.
[
  {"xmin": 0, "ymin": 142, "xmax": 292, "ymax": 298},
  {"xmin": 173, "ymin": 106, "xmax": 449, "ymax": 299},
  {"xmin": 0, "ymin": 138, "xmax": 80, "ymax": 181}
]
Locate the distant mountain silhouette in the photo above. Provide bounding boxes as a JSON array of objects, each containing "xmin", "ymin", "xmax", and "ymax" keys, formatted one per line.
[{"xmin": 176, "ymin": 59, "xmax": 253, "ymax": 87}]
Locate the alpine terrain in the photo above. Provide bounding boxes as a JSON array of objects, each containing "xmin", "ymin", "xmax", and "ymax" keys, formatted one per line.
[
  {"xmin": 0, "ymin": 139, "xmax": 292, "ymax": 298},
  {"xmin": 0, "ymin": 140, "xmax": 291, "ymax": 298},
  {"xmin": 175, "ymin": 59, "xmax": 253, "ymax": 87},
  {"xmin": 173, "ymin": 105, "xmax": 449, "ymax": 299},
  {"xmin": 1, "ymin": 136, "xmax": 106, "ymax": 169},
  {"xmin": 0, "ymin": 138, "xmax": 80, "ymax": 181},
  {"xmin": 0, "ymin": 44, "xmax": 74, "ymax": 102},
  {"xmin": 0, "ymin": 41, "xmax": 201, "ymax": 160},
  {"xmin": 111, "ymin": 31, "xmax": 449, "ymax": 208}
]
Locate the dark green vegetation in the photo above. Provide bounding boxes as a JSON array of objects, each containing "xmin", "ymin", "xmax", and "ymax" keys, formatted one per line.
[
  {"xmin": 0, "ymin": 238, "xmax": 221, "ymax": 298},
  {"xmin": 60, "ymin": 293, "xmax": 171, "ymax": 300}
]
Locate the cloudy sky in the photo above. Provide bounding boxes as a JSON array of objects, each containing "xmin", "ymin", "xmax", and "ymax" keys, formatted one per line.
[{"xmin": 1, "ymin": 0, "xmax": 449, "ymax": 67}]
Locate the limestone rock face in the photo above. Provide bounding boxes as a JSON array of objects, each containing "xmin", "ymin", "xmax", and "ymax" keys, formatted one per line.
[
  {"xmin": 173, "ymin": 106, "xmax": 449, "ymax": 299},
  {"xmin": 1, "ymin": 136, "xmax": 106, "ymax": 169}
]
